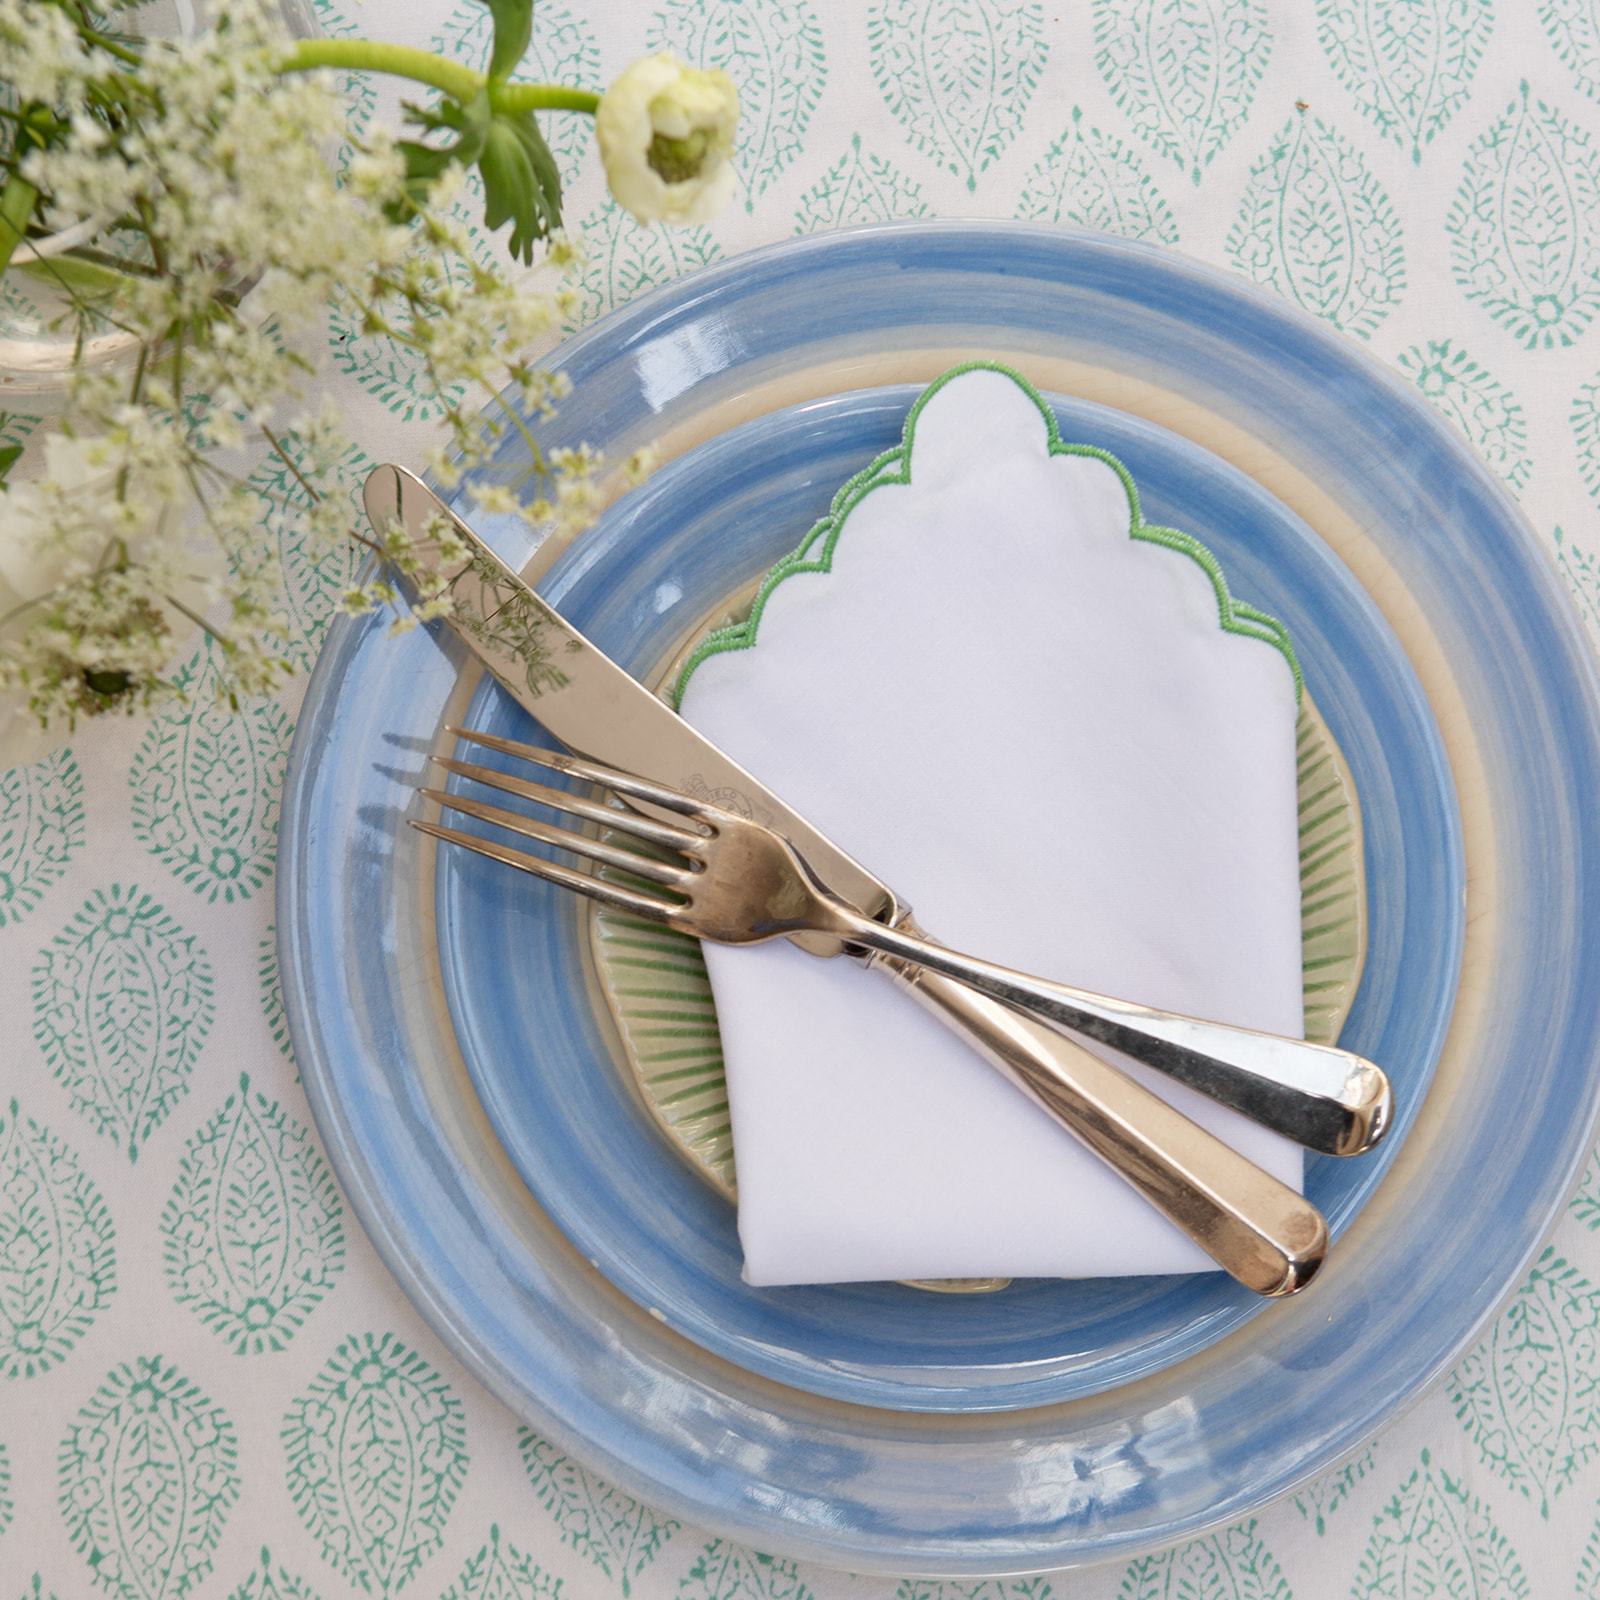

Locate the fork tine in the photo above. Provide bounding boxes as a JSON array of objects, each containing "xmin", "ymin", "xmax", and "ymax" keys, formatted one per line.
[
  {"xmin": 410, "ymin": 820, "xmax": 681, "ymax": 924},
  {"xmin": 431, "ymin": 754, "xmax": 703, "ymax": 851},
  {"xmin": 446, "ymin": 725, "xmax": 714, "ymax": 821},
  {"xmin": 419, "ymin": 787, "xmax": 694, "ymax": 889}
]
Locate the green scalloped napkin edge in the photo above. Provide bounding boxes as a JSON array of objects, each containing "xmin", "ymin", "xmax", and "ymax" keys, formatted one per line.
[
  {"xmin": 594, "ymin": 362, "xmax": 1362, "ymax": 1224},
  {"xmin": 671, "ymin": 360, "xmax": 1303, "ymax": 708}
]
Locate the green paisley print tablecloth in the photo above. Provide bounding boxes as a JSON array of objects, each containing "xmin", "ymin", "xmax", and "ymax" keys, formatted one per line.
[{"xmin": 6, "ymin": 2, "xmax": 1600, "ymax": 1595}]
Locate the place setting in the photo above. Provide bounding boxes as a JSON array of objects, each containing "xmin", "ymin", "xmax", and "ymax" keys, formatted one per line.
[
  {"xmin": 8, "ymin": 1, "xmax": 1600, "ymax": 1590},
  {"xmin": 278, "ymin": 224, "xmax": 1590, "ymax": 1571}
]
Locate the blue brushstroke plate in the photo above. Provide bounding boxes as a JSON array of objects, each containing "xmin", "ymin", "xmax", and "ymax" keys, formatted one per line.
[
  {"xmin": 280, "ymin": 223, "xmax": 1600, "ymax": 1574},
  {"xmin": 431, "ymin": 382, "xmax": 1455, "ymax": 1411}
]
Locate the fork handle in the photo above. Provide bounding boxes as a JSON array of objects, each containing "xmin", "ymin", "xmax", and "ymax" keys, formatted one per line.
[
  {"xmin": 876, "ymin": 949, "xmax": 1327, "ymax": 1297},
  {"xmin": 840, "ymin": 915, "xmax": 1390, "ymax": 1158}
]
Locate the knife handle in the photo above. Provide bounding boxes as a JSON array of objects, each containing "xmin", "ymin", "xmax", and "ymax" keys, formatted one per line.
[{"xmin": 878, "ymin": 947, "xmax": 1327, "ymax": 1297}]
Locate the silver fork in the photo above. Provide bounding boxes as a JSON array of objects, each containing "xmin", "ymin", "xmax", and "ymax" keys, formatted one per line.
[
  {"xmin": 414, "ymin": 726, "xmax": 1336, "ymax": 1295},
  {"xmin": 418, "ymin": 726, "xmax": 1389, "ymax": 1154}
]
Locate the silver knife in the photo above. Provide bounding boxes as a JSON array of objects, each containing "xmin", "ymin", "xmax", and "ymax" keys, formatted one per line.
[{"xmin": 365, "ymin": 464, "xmax": 1329, "ymax": 1296}]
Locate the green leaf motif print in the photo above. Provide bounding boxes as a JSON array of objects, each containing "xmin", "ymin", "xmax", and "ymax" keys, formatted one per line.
[
  {"xmin": 1447, "ymin": 83, "xmax": 1600, "ymax": 349},
  {"xmin": 160, "ymin": 1074, "xmax": 344, "ymax": 1354},
  {"xmin": 310, "ymin": 0, "xmax": 377, "ymax": 144},
  {"xmin": 326, "ymin": 210, "xmax": 487, "ymax": 420},
  {"xmin": 0, "ymin": 747, "xmax": 84, "ymax": 930},
  {"xmin": 868, "ymin": 0, "xmax": 1047, "ymax": 191},
  {"xmin": 1395, "ymin": 339, "xmax": 1531, "ymax": 491},
  {"xmin": 58, "ymin": 1355, "xmax": 241, "ymax": 1600},
  {"xmin": 17, "ymin": 1579, "xmax": 62, "ymax": 1600},
  {"xmin": 429, "ymin": 0, "xmax": 601, "ymax": 180},
  {"xmin": 441, "ymin": 1526, "xmax": 562, "ymax": 1600},
  {"xmin": 1540, "ymin": 0, "xmax": 1600, "ymax": 102},
  {"xmin": 678, "ymin": 1544, "xmax": 814, "ymax": 1600},
  {"xmin": 243, "ymin": 438, "xmax": 369, "ymax": 672},
  {"xmin": 1571, "ymin": 371, "xmax": 1600, "ymax": 503},
  {"xmin": 648, "ymin": 0, "xmax": 826, "ymax": 209},
  {"xmin": 0, "ymin": 1098, "xmax": 116, "ymax": 1379},
  {"xmin": 31, "ymin": 884, "xmax": 214, "ymax": 1162},
  {"xmin": 227, "ymin": 1549, "xmax": 322, "ymax": 1600},
  {"xmin": 1117, "ymin": 1519, "xmax": 1291, "ymax": 1599},
  {"xmin": 1573, "ymin": 1142, "xmax": 1600, "ymax": 1227},
  {"xmin": 1553, "ymin": 525, "xmax": 1600, "ymax": 639},
  {"xmin": 1316, "ymin": 0, "xmax": 1493, "ymax": 162},
  {"xmin": 259, "ymin": 927, "xmax": 294, "ymax": 1062},
  {"xmin": 1226, "ymin": 109, "xmax": 1406, "ymax": 339},
  {"xmin": 128, "ymin": 645, "xmax": 291, "ymax": 905},
  {"xmin": 1449, "ymin": 1248, "xmax": 1600, "ymax": 1514},
  {"xmin": 1292, "ymin": 1440, "xmax": 1377, "ymax": 1534},
  {"xmin": 518, "ymin": 1428, "xmax": 679, "ymax": 1596},
  {"xmin": 793, "ymin": 135, "xmax": 930, "ymax": 232},
  {"xmin": 565, "ymin": 199, "xmax": 722, "ymax": 330},
  {"xmin": 283, "ymin": 1331, "xmax": 469, "ymax": 1596},
  {"xmin": 1094, "ymin": 0, "xmax": 1272, "ymax": 183},
  {"xmin": 1016, "ymin": 107, "xmax": 1179, "ymax": 243},
  {"xmin": 1353, "ymin": 1448, "xmax": 1530, "ymax": 1598}
]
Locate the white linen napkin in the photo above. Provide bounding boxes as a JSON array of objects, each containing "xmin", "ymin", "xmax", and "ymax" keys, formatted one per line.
[{"xmin": 676, "ymin": 365, "xmax": 1305, "ymax": 1284}]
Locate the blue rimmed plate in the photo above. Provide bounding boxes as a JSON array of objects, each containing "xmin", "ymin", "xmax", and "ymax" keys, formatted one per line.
[
  {"xmin": 431, "ymin": 382, "xmax": 1456, "ymax": 1411},
  {"xmin": 280, "ymin": 223, "xmax": 1600, "ymax": 1574}
]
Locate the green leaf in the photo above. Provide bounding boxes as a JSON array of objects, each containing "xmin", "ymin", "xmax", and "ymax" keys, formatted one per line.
[
  {"xmin": 31, "ymin": 883, "xmax": 214, "ymax": 1162},
  {"xmin": 479, "ymin": 106, "xmax": 562, "ymax": 263},
  {"xmin": 518, "ymin": 1427, "xmax": 678, "ymax": 1596},
  {"xmin": 283, "ymin": 1332, "xmax": 469, "ymax": 1596},
  {"xmin": 160, "ymin": 1073, "xmax": 345, "ymax": 1355},
  {"xmin": 1117, "ymin": 1519, "xmax": 1291, "ymax": 1599},
  {"xmin": 476, "ymin": 0, "xmax": 532, "ymax": 81},
  {"xmin": 0, "ymin": 1098, "xmax": 117, "ymax": 1378},
  {"xmin": 58, "ymin": 1355, "xmax": 241, "ymax": 1600},
  {"xmin": 1354, "ymin": 1448, "xmax": 1530, "ymax": 1597},
  {"xmin": 0, "ymin": 442, "xmax": 21, "ymax": 483},
  {"xmin": 1448, "ymin": 1248, "xmax": 1600, "ymax": 1515}
]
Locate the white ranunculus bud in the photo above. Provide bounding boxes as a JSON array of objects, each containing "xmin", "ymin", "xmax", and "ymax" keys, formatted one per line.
[{"xmin": 596, "ymin": 53, "xmax": 739, "ymax": 225}]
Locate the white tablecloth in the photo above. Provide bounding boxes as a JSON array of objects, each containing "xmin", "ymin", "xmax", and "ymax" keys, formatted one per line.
[{"xmin": 5, "ymin": 2, "xmax": 1600, "ymax": 1596}]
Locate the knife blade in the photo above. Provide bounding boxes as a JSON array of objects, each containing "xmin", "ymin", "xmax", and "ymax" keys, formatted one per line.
[{"xmin": 364, "ymin": 463, "xmax": 1328, "ymax": 1295}]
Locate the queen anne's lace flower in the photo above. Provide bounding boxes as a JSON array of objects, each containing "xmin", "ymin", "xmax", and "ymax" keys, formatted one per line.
[{"xmin": 0, "ymin": 0, "xmax": 618, "ymax": 747}]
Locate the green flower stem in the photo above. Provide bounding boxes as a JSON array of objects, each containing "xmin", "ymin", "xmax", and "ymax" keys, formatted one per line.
[
  {"xmin": 277, "ymin": 41, "xmax": 600, "ymax": 117},
  {"xmin": 492, "ymin": 83, "xmax": 601, "ymax": 115},
  {"xmin": 277, "ymin": 38, "xmax": 484, "ymax": 101},
  {"xmin": 0, "ymin": 171, "xmax": 39, "ymax": 279}
]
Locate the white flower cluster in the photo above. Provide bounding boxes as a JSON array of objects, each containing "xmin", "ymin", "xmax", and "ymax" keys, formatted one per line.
[{"xmin": 0, "ymin": 0, "xmax": 602, "ymax": 750}]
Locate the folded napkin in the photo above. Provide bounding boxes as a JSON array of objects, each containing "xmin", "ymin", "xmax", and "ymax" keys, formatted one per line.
[{"xmin": 676, "ymin": 364, "xmax": 1305, "ymax": 1284}]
